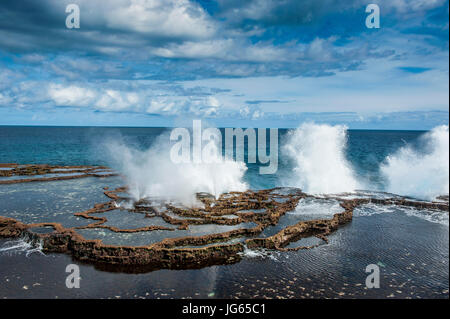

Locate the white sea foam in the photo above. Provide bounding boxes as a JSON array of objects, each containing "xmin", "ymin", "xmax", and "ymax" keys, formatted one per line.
[
  {"xmin": 0, "ymin": 238, "xmax": 44, "ymax": 257},
  {"xmin": 354, "ymin": 203, "xmax": 449, "ymax": 226},
  {"xmin": 103, "ymin": 133, "xmax": 248, "ymax": 207},
  {"xmin": 240, "ymin": 246, "xmax": 279, "ymax": 261},
  {"xmin": 380, "ymin": 125, "xmax": 449, "ymax": 200},
  {"xmin": 283, "ymin": 123, "xmax": 360, "ymax": 194}
]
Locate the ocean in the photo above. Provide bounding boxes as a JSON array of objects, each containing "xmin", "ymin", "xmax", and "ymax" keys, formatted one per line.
[
  {"xmin": 0, "ymin": 125, "xmax": 448, "ymax": 298},
  {"xmin": 0, "ymin": 126, "xmax": 439, "ymax": 192}
]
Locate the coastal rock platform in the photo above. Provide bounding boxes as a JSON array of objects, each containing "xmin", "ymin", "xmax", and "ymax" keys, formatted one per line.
[
  {"xmin": 0, "ymin": 163, "xmax": 116, "ymax": 184},
  {"xmin": 0, "ymin": 164, "xmax": 448, "ymax": 272}
]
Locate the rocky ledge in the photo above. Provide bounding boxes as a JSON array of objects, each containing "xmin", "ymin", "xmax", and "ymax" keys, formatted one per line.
[
  {"xmin": 1, "ymin": 180, "xmax": 448, "ymax": 272},
  {"xmin": 0, "ymin": 163, "xmax": 117, "ymax": 184}
]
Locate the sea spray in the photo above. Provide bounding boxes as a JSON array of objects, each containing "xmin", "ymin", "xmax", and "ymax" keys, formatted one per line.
[
  {"xmin": 283, "ymin": 123, "xmax": 360, "ymax": 194},
  {"xmin": 380, "ymin": 125, "xmax": 449, "ymax": 200},
  {"xmin": 103, "ymin": 132, "xmax": 248, "ymax": 206},
  {"xmin": 0, "ymin": 237, "xmax": 44, "ymax": 257}
]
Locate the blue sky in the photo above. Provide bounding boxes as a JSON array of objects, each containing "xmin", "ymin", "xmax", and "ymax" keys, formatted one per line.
[{"xmin": 0, "ymin": 0, "xmax": 448, "ymax": 129}]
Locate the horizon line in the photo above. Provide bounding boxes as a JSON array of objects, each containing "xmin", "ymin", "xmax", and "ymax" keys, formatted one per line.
[{"xmin": 0, "ymin": 124, "xmax": 433, "ymax": 132}]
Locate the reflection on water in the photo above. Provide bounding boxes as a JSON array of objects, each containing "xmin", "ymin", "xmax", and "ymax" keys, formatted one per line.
[{"xmin": 0, "ymin": 177, "xmax": 123, "ymax": 227}]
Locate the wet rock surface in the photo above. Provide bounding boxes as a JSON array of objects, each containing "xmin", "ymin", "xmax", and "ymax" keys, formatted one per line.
[
  {"xmin": 0, "ymin": 164, "xmax": 116, "ymax": 184},
  {"xmin": 0, "ymin": 163, "xmax": 448, "ymax": 272}
]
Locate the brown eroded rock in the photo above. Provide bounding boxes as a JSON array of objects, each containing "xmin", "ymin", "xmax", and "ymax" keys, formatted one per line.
[
  {"xmin": 0, "ymin": 164, "xmax": 117, "ymax": 184},
  {"xmin": 1, "ymin": 176, "xmax": 447, "ymax": 272}
]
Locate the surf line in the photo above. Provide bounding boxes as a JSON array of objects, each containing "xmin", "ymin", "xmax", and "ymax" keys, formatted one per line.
[{"xmin": 169, "ymin": 119, "xmax": 278, "ymax": 174}]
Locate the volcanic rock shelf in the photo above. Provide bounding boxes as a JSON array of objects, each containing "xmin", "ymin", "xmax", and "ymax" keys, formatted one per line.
[
  {"xmin": 0, "ymin": 164, "xmax": 448, "ymax": 272},
  {"xmin": 0, "ymin": 163, "xmax": 116, "ymax": 184}
]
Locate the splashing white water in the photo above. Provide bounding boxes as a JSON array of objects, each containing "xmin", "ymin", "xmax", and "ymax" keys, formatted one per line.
[
  {"xmin": 104, "ymin": 133, "xmax": 248, "ymax": 206},
  {"xmin": 283, "ymin": 123, "xmax": 360, "ymax": 194},
  {"xmin": 0, "ymin": 238, "xmax": 44, "ymax": 257},
  {"xmin": 380, "ymin": 125, "xmax": 449, "ymax": 200},
  {"xmin": 240, "ymin": 246, "xmax": 279, "ymax": 261}
]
